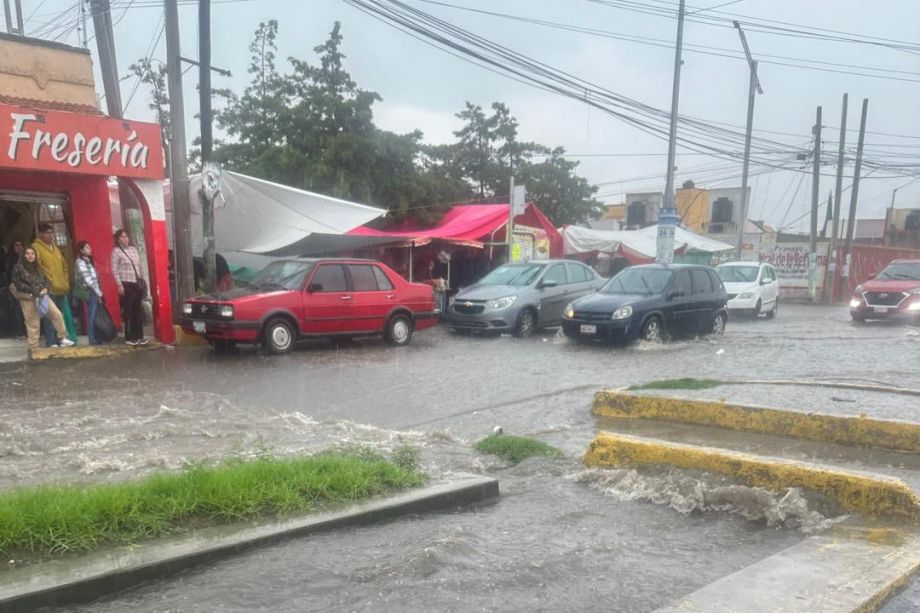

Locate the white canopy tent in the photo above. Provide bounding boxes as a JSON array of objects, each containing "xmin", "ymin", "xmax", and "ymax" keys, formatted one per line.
[
  {"xmin": 185, "ymin": 171, "xmax": 386, "ymax": 269},
  {"xmin": 562, "ymin": 224, "xmax": 733, "ymax": 259}
]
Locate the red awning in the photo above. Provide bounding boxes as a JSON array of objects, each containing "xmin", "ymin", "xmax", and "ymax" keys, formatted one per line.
[{"xmin": 347, "ymin": 203, "xmax": 564, "ymax": 257}]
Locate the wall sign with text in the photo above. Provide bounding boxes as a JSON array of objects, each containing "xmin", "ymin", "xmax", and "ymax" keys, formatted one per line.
[{"xmin": 0, "ymin": 103, "xmax": 164, "ymax": 180}]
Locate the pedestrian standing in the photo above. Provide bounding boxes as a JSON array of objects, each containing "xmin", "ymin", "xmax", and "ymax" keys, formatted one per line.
[
  {"xmin": 31, "ymin": 223, "xmax": 77, "ymax": 346},
  {"xmin": 111, "ymin": 229, "xmax": 147, "ymax": 345},
  {"xmin": 74, "ymin": 241, "xmax": 104, "ymax": 345},
  {"xmin": 4, "ymin": 240, "xmax": 26, "ymax": 338},
  {"xmin": 10, "ymin": 247, "xmax": 74, "ymax": 349}
]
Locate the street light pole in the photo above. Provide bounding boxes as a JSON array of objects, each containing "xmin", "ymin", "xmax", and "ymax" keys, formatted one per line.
[
  {"xmin": 733, "ymin": 21, "xmax": 762, "ymax": 261},
  {"xmin": 657, "ymin": 0, "xmax": 686, "ymax": 265}
]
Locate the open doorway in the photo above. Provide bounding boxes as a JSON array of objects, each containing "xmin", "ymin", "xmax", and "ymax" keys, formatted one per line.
[{"xmin": 0, "ymin": 191, "xmax": 72, "ymax": 340}]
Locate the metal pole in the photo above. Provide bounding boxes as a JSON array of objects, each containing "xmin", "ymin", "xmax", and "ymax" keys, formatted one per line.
[
  {"xmin": 164, "ymin": 0, "xmax": 195, "ymax": 301},
  {"xmin": 887, "ymin": 187, "xmax": 899, "ymax": 246},
  {"xmin": 841, "ymin": 98, "xmax": 869, "ymax": 297},
  {"xmin": 198, "ymin": 0, "xmax": 216, "ymax": 293},
  {"xmin": 507, "ymin": 175, "xmax": 515, "ymax": 263},
  {"xmin": 12, "ymin": 0, "xmax": 22, "ymax": 33},
  {"xmin": 732, "ymin": 22, "xmax": 762, "ymax": 261},
  {"xmin": 657, "ymin": 0, "xmax": 686, "ymax": 264},
  {"xmin": 80, "ymin": 0, "xmax": 88, "ymax": 48},
  {"xmin": 808, "ymin": 106, "xmax": 821, "ymax": 302},
  {"xmin": 4, "ymin": 0, "xmax": 14, "ymax": 33},
  {"xmin": 828, "ymin": 93, "xmax": 848, "ymax": 302}
]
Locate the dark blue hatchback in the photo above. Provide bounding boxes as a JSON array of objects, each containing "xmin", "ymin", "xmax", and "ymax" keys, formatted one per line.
[{"xmin": 562, "ymin": 264, "xmax": 728, "ymax": 343}]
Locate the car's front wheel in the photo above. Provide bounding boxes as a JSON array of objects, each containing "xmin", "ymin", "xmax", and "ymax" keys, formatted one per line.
[
  {"xmin": 640, "ymin": 316, "xmax": 664, "ymax": 343},
  {"xmin": 513, "ymin": 308, "xmax": 537, "ymax": 338},
  {"xmin": 263, "ymin": 317, "xmax": 295, "ymax": 354},
  {"xmin": 710, "ymin": 312, "xmax": 727, "ymax": 336},
  {"xmin": 752, "ymin": 299, "xmax": 762, "ymax": 318},
  {"xmin": 766, "ymin": 300, "xmax": 778, "ymax": 319},
  {"xmin": 385, "ymin": 314, "xmax": 413, "ymax": 346}
]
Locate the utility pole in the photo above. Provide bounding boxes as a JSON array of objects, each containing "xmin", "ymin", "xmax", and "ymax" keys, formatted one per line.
[
  {"xmin": 657, "ymin": 0, "xmax": 686, "ymax": 265},
  {"xmin": 733, "ymin": 21, "xmax": 762, "ymax": 260},
  {"xmin": 507, "ymin": 175, "xmax": 515, "ymax": 263},
  {"xmin": 164, "ymin": 0, "xmax": 195, "ymax": 302},
  {"xmin": 808, "ymin": 106, "xmax": 821, "ymax": 302},
  {"xmin": 198, "ymin": 0, "xmax": 216, "ymax": 293},
  {"xmin": 827, "ymin": 93, "xmax": 847, "ymax": 303},
  {"xmin": 4, "ymin": 0, "xmax": 23, "ymax": 34},
  {"xmin": 841, "ymin": 98, "xmax": 869, "ymax": 297},
  {"xmin": 80, "ymin": 0, "xmax": 89, "ymax": 49}
]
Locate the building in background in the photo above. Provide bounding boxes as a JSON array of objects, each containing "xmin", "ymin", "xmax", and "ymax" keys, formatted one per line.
[{"xmin": 624, "ymin": 192, "xmax": 662, "ymax": 229}]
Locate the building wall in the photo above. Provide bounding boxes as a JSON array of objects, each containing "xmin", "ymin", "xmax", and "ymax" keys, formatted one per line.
[
  {"xmin": 676, "ymin": 188, "xmax": 709, "ymax": 232},
  {"xmin": 0, "ymin": 33, "xmax": 96, "ymax": 110}
]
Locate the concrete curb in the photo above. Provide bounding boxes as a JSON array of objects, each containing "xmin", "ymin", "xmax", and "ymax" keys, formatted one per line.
[
  {"xmin": 653, "ymin": 533, "xmax": 920, "ymax": 613},
  {"xmin": 593, "ymin": 391, "xmax": 920, "ymax": 454},
  {"xmin": 173, "ymin": 325, "xmax": 208, "ymax": 347},
  {"xmin": 29, "ymin": 341, "xmax": 164, "ymax": 361},
  {"xmin": 583, "ymin": 432, "xmax": 920, "ymax": 521},
  {"xmin": 0, "ymin": 473, "xmax": 498, "ymax": 613}
]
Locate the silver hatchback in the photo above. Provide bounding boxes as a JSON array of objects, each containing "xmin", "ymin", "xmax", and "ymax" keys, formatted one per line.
[{"xmin": 449, "ymin": 259, "xmax": 604, "ymax": 337}]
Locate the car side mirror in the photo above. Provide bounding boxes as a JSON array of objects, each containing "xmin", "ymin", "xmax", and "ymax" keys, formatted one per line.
[
  {"xmin": 539, "ymin": 279, "xmax": 558, "ymax": 289},
  {"xmin": 307, "ymin": 283, "xmax": 323, "ymax": 292}
]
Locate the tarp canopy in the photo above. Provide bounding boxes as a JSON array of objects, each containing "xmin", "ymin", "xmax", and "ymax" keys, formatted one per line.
[
  {"xmin": 348, "ymin": 203, "xmax": 564, "ymax": 256},
  {"xmin": 246, "ymin": 233, "xmax": 416, "ymax": 257},
  {"xmin": 563, "ymin": 224, "xmax": 733, "ymax": 261}
]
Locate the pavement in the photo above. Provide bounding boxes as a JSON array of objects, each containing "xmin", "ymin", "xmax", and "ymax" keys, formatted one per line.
[{"xmin": 1, "ymin": 304, "xmax": 918, "ymax": 611}]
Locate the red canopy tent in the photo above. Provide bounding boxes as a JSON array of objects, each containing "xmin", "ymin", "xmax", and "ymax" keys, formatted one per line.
[{"xmin": 347, "ymin": 203, "xmax": 564, "ymax": 257}]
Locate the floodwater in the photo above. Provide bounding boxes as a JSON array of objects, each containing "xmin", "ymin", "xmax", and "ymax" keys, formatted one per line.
[{"xmin": 0, "ymin": 304, "xmax": 917, "ymax": 611}]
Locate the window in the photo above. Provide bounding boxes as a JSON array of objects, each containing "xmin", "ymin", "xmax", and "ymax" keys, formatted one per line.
[
  {"xmin": 373, "ymin": 266, "xmax": 394, "ymax": 291},
  {"xmin": 480, "ymin": 264, "xmax": 545, "ymax": 287},
  {"xmin": 691, "ymin": 269, "xmax": 713, "ymax": 294},
  {"xmin": 673, "ymin": 270, "xmax": 692, "ymax": 296},
  {"xmin": 762, "ymin": 266, "xmax": 776, "ymax": 283},
  {"xmin": 567, "ymin": 263, "xmax": 591, "ymax": 283},
  {"xmin": 708, "ymin": 269, "xmax": 724, "ymax": 291},
  {"xmin": 310, "ymin": 264, "xmax": 347, "ymax": 292},
  {"xmin": 542, "ymin": 264, "xmax": 567, "ymax": 285},
  {"xmin": 602, "ymin": 268, "xmax": 671, "ymax": 295},
  {"xmin": 711, "ymin": 197, "xmax": 734, "ymax": 223},
  {"xmin": 348, "ymin": 265, "xmax": 379, "ymax": 291}
]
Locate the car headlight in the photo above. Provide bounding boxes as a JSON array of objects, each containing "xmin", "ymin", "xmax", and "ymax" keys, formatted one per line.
[
  {"xmin": 849, "ymin": 298, "xmax": 862, "ymax": 308},
  {"xmin": 612, "ymin": 305, "xmax": 633, "ymax": 320},
  {"xmin": 182, "ymin": 303, "xmax": 193, "ymax": 315},
  {"xmin": 488, "ymin": 296, "xmax": 517, "ymax": 310},
  {"xmin": 908, "ymin": 301, "xmax": 920, "ymax": 311},
  {"xmin": 564, "ymin": 303, "xmax": 575, "ymax": 319},
  {"xmin": 738, "ymin": 292, "xmax": 754, "ymax": 299},
  {"xmin": 219, "ymin": 305, "xmax": 234, "ymax": 319}
]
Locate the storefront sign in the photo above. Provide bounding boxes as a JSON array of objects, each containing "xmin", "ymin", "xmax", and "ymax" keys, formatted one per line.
[{"xmin": 0, "ymin": 103, "xmax": 164, "ymax": 179}]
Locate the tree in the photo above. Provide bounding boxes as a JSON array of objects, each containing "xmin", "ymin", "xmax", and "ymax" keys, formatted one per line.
[
  {"xmin": 129, "ymin": 58, "xmax": 170, "ymax": 170},
  {"xmin": 518, "ymin": 148, "xmax": 604, "ymax": 225}
]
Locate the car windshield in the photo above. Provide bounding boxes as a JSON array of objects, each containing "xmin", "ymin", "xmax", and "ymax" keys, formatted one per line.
[
  {"xmin": 479, "ymin": 264, "xmax": 545, "ymax": 287},
  {"xmin": 601, "ymin": 268, "xmax": 672, "ymax": 295},
  {"xmin": 717, "ymin": 265, "xmax": 759, "ymax": 283},
  {"xmin": 877, "ymin": 262, "xmax": 920, "ymax": 281},
  {"xmin": 249, "ymin": 261, "xmax": 315, "ymax": 290}
]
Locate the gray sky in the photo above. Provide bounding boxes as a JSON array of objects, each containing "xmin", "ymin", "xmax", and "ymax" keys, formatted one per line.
[{"xmin": 21, "ymin": 0, "xmax": 920, "ymax": 230}]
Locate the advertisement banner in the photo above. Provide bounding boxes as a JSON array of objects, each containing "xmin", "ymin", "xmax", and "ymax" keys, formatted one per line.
[
  {"xmin": 759, "ymin": 242, "xmax": 829, "ymax": 295},
  {"xmin": 0, "ymin": 103, "xmax": 164, "ymax": 179}
]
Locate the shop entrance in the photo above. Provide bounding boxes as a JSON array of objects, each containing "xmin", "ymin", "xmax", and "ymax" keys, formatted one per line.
[{"xmin": 0, "ymin": 191, "xmax": 73, "ymax": 339}]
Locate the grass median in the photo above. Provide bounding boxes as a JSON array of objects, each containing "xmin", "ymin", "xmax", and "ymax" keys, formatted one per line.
[
  {"xmin": 0, "ymin": 448, "xmax": 424, "ymax": 560},
  {"xmin": 474, "ymin": 435, "xmax": 563, "ymax": 464}
]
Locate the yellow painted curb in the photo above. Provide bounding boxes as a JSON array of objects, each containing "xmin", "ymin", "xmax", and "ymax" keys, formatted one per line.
[
  {"xmin": 593, "ymin": 391, "xmax": 920, "ymax": 454},
  {"xmin": 30, "ymin": 342, "xmax": 163, "ymax": 361},
  {"xmin": 173, "ymin": 325, "xmax": 208, "ymax": 347},
  {"xmin": 583, "ymin": 432, "xmax": 920, "ymax": 522}
]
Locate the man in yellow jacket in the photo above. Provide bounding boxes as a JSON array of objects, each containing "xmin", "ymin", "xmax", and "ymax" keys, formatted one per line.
[{"xmin": 32, "ymin": 223, "xmax": 77, "ymax": 346}]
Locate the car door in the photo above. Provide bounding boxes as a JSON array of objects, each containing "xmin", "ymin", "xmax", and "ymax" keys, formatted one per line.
[
  {"xmin": 302, "ymin": 263, "xmax": 353, "ymax": 334},
  {"xmin": 690, "ymin": 268, "xmax": 716, "ymax": 332},
  {"xmin": 665, "ymin": 270, "xmax": 695, "ymax": 334},
  {"xmin": 566, "ymin": 262, "xmax": 597, "ymax": 300},
  {"xmin": 537, "ymin": 263, "xmax": 569, "ymax": 323},
  {"xmin": 346, "ymin": 263, "xmax": 394, "ymax": 333},
  {"xmin": 762, "ymin": 264, "xmax": 779, "ymax": 306}
]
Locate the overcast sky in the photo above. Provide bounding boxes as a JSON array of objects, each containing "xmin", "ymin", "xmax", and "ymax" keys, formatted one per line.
[{"xmin": 20, "ymin": 0, "xmax": 920, "ymax": 230}]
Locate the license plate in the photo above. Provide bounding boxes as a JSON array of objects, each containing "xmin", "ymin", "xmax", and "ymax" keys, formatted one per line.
[
  {"xmin": 580, "ymin": 324, "xmax": 597, "ymax": 334},
  {"xmin": 873, "ymin": 307, "xmax": 890, "ymax": 314},
  {"xmin": 193, "ymin": 320, "xmax": 206, "ymax": 333}
]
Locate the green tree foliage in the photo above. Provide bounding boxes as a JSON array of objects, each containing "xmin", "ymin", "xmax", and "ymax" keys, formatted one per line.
[{"xmin": 129, "ymin": 58, "xmax": 171, "ymax": 170}]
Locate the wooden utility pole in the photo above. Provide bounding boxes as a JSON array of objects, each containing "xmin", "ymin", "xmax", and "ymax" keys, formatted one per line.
[
  {"xmin": 164, "ymin": 0, "xmax": 195, "ymax": 301},
  {"xmin": 841, "ymin": 98, "xmax": 869, "ymax": 296},
  {"xmin": 3, "ymin": 0, "xmax": 14, "ymax": 33},
  {"xmin": 827, "ymin": 93, "xmax": 848, "ymax": 302},
  {"xmin": 808, "ymin": 106, "xmax": 821, "ymax": 302},
  {"xmin": 733, "ymin": 21, "xmax": 763, "ymax": 260},
  {"xmin": 657, "ymin": 0, "xmax": 686, "ymax": 264},
  {"xmin": 198, "ymin": 0, "xmax": 216, "ymax": 293}
]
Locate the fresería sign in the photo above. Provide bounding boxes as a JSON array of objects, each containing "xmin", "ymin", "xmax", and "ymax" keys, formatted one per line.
[{"xmin": 0, "ymin": 103, "xmax": 164, "ymax": 180}]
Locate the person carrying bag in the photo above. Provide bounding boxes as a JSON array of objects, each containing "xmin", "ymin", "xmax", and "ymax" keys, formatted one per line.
[
  {"xmin": 110, "ymin": 229, "xmax": 147, "ymax": 346},
  {"xmin": 11, "ymin": 247, "xmax": 74, "ymax": 349}
]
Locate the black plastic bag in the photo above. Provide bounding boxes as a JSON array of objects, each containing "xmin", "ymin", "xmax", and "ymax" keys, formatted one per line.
[{"xmin": 93, "ymin": 303, "xmax": 117, "ymax": 343}]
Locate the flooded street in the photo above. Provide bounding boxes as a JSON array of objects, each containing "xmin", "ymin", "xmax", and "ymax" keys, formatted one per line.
[{"xmin": 1, "ymin": 304, "xmax": 918, "ymax": 611}]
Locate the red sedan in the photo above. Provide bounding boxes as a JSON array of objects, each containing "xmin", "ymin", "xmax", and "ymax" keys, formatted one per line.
[{"xmin": 180, "ymin": 258, "xmax": 439, "ymax": 353}]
